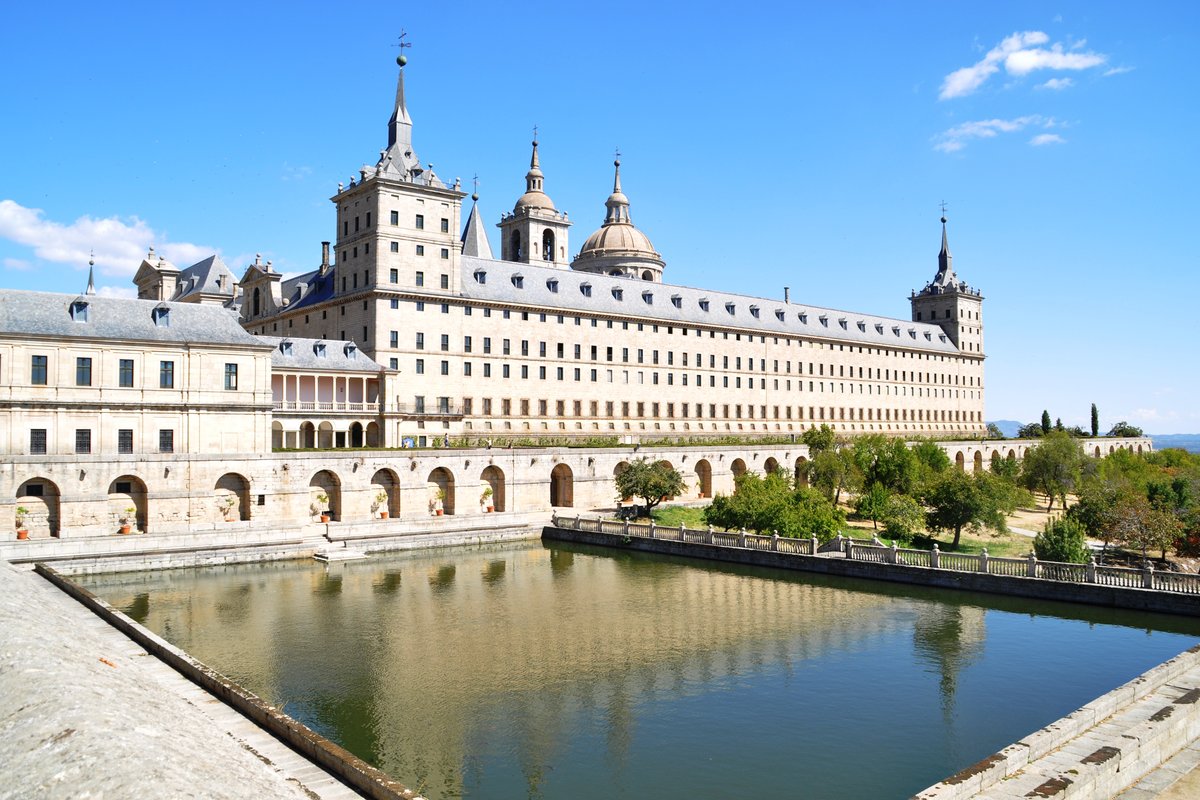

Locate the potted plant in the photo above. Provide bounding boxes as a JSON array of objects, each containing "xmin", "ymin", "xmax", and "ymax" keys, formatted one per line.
[
  {"xmin": 119, "ymin": 507, "xmax": 136, "ymax": 535},
  {"xmin": 480, "ymin": 486, "xmax": 494, "ymax": 513},
  {"xmin": 15, "ymin": 507, "xmax": 29, "ymax": 540},
  {"xmin": 431, "ymin": 488, "xmax": 446, "ymax": 516},
  {"xmin": 316, "ymin": 492, "xmax": 330, "ymax": 523},
  {"xmin": 373, "ymin": 491, "xmax": 389, "ymax": 519},
  {"xmin": 218, "ymin": 494, "xmax": 236, "ymax": 522}
]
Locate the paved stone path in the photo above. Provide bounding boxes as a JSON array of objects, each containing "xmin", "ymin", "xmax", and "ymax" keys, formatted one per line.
[{"xmin": 0, "ymin": 560, "xmax": 361, "ymax": 800}]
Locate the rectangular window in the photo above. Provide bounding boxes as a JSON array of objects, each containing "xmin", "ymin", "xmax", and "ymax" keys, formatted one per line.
[
  {"xmin": 390, "ymin": 210, "xmax": 399, "ymax": 225},
  {"xmin": 31, "ymin": 355, "xmax": 47, "ymax": 385},
  {"xmin": 30, "ymin": 429, "xmax": 47, "ymax": 455},
  {"xmin": 440, "ymin": 218, "xmax": 450, "ymax": 233},
  {"xmin": 483, "ymin": 337, "xmax": 492, "ymax": 354},
  {"xmin": 390, "ymin": 268, "xmax": 399, "ymax": 282},
  {"xmin": 75, "ymin": 356, "xmax": 92, "ymax": 386},
  {"xmin": 416, "ymin": 332, "xmax": 425, "ymax": 349},
  {"xmin": 440, "ymin": 248, "xmax": 449, "ymax": 259},
  {"xmin": 158, "ymin": 430, "xmax": 174, "ymax": 453},
  {"xmin": 75, "ymin": 429, "xmax": 91, "ymax": 454},
  {"xmin": 416, "ymin": 271, "xmax": 424, "ymax": 287},
  {"xmin": 415, "ymin": 214, "xmax": 425, "ymax": 229},
  {"xmin": 390, "ymin": 331, "xmax": 399, "ymax": 348},
  {"xmin": 440, "ymin": 334, "xmax": 449, "ymax": 351},
  {"xmin": 119, "ymin": 359, "xmax": 134, "ymax": 387},
  {"xmin": 416, "ymin": 245, "xmax": 425, "ymax": 256},
  {"xmin": 440, "ymin": 274, "xmax": 449, "ymax": 289},
  {"xmin": 416, "ymin": 359, "xmax": 425, "ymax": 374},
  {"xmin": 159, "ymin": 361, "xmax": 174, "ymax": 389},
  {"xmin": 464, "ymin": 336, "xmax": 473, "ymax": 353},
  {"xmin": 389, "ymin": 357, "xmax": 398, "ymax": 370},
  {"xmin": 118, "ymin": 429, "xmax": 133, "ymax": 454},
  {"xmin": 224, "ymin": 363, "xmax": 238, "ymax": 390}
]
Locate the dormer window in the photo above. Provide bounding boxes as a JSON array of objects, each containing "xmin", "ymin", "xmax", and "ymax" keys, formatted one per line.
[
  {"xmin": 939, "ymin": 333, "xmax": 947, "ymax": 342},
  {"xmin": 280, "ymin": 341, "xmax": 293, "ymax": 356},
  {"xmin": 344, "ymin": 343, "xmax": 357, "ymax": 358},
  {"xmin": 473, "ymin": 270, "xmax": 486, "ymax": 284},
  {"xmin": 924, "ymin": 331, "xmax": 932, "ymax": 340},
  {"xmin": 671, "ymin": 295, "xmax": 682, "ymax": 309},
  {"xmin": 749, "ymin": 305, "xmax": 760, "ymax": 318},
  {"xmin": 775, "ymin": 310, "xmax": 785, "ymax": 322},
  {"xmin": 856, "ymin": 321, "xmax": 866, "ymax": 331},
  {"xmin": 580, "ymin": 283, "xmax": 592, "ymax": 297},
  {"xmin": 699, "ymin": 299, "xmax": 710, "ymax": 312},
  {"xmin": 892, "ymin": 326, "xmax": 901, "ymax": 336},
  {"xmin": 152, "ymin": 305, "xmax": 170, "ymax": 327},
  {"xmin": 725, "ymin": 302, "xmax": 736, "ymax": 315},
  {"xmin": 908, "ymin": 328, "xmax": 917, "ymax": 338},
  {"xmin": 798, "ymin": 313, "xmax": 808, "ymax": 324},
  {"xmin": 314, "ymin": 342, "xmax": 327, "ymax": 358},
  {"xmin": 838, "ymin": 318, "xmax": 847, "ymax": 329},
  {"xmin": 547, "ymin": 279, "xmax": 559, "ymax": 293},
  {"xmin": 511, "ymin": 274, "xmax": 524, "ymax": 289},
  {"xmin": 612, "ymin": 287, "xmax": 623, "ymax": 301},
  {"xmin": 819, "ymin": 315, "xmax": 828, "ymax": 327},
  {"xmin": 70, "ymin": 300, "xmax": 89, "ymax": 322},
  {"xmin": 642, "ymin": 291, "xmax": 653, "ymax": 305},
  {"xmin": 875, "ymin": 323, "xmax": 884, "ymax": 334}
]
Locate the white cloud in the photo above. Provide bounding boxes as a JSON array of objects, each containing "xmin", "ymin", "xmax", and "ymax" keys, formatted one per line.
[
  {"xmin": 1037, "ymin": 77, "xmax": 1074, "ymax": 90},
  {"xmin": 933, "ymin": 115, "xmax": 1057, "ymax": 153},
  {"xmin": 3, "ymin": 257, "xmax": 32, "ymax": 271},
  {"xmin": 1103, "ymin": 66, "xmax": 1135, "ymax": 77},
  {"xmin": 0, "ymin": 199, "xmax": 218, "ymax": 279},
  {"xmin": 939, "ymin": 31, "xmax": 1107, "ymax": 99},
  {"xmin": 95, "ymin": 285, "xmax": 137, "ymax": 299},
  {"xmin": 1030, "ymin": 133, "xmax": 1066, "ymax": 146}
]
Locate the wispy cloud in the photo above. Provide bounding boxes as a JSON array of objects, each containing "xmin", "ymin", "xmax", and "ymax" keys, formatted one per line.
[
  {"xmin": 0, "ymin": 200, "xmax": 217, "ymax": 280},
  {"xmin": 1030, "ymin": 133, "xmax": 1066, "ymax": 146},
  {"xmin": 940, "ymin": 31, "xmax": 1107, "ymax": 99},
  {"xmin": 1037, "ymin": 77, "xmax": 1074, "ymax": 91},
  {"xmin": 1103, "ymin": 66, "xmax": 1135, "ymax": 77},
  {"xmin": 933, "ymin": 115, "xmax": 1059, "ymax": 153},
  {"xmin": 2, "ymin": 257, "xmax": 32, "ymax": 271}
]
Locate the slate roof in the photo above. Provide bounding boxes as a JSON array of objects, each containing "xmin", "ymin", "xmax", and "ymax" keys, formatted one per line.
[
  {"xmin": 458, "ymin": 256, "xmax": 962, "ymax": 354},
  {"xmin": 172, "ymin": 255, "xmax": 236, "ymax": 301},
  {"xmin": 259, "ymin": 336, "xmax": 384, "ymax": 373},
  {"xmin": 279, "ymin": 267, "xmax": 337, "ymax": 313},
  {"xmin": 0, "ymin": 290, "xmax": 266, "ymax": 348}
]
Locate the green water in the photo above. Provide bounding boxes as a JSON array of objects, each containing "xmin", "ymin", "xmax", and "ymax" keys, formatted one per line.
[{"xmin": 83, "ymin": 541, "xmax": 1200, "ymax": 799}]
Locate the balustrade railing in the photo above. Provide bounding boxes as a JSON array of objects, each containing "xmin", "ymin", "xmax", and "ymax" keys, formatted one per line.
[{"xmin": 549, "ymin": 514, "xmax": 1200, "ymax": 597}]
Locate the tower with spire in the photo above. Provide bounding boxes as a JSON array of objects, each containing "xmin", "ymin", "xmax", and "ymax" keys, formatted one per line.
[
  {"xmin": 498, "ymin": 137, "xmax": 571, "ymax": 265},
  {"xmin": 571, "ymin": 156, "xmax": 665, "ymax": 282},
  {"xmin": 910, "ymin": 214, "xmax": 984, "ymax": 356}
]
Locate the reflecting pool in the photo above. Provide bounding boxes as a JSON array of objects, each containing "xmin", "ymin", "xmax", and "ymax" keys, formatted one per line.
[{"xmin": 83, "ymin": 541, "xmax": 1200, "ymax": 799}]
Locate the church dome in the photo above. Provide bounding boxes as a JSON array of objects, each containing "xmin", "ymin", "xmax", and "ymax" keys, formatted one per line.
[
  {"xmin": 513, "ymin": 140, "xmax": 556, "ymax": 212},
  {"xmin": 571, "ymin": 158, "xmax": 665, "ymax": 281},
  {"xmin": 514, "ymin": 188, "xmax": 556, "ymax": 212}
]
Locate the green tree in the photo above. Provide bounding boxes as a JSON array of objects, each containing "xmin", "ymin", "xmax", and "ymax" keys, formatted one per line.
[
  {"xmin": 1041, "ymin": 410, "xmax": 1052, "ymax": 435},
  {"xmin": 922, "ymin": 471, "xmax": 1014, "ymax": 550},
  {"xmin": 882, "ymin": 494, "xmax": 925, "ymax": 542},
  {"xmin": 852, "ymin": 435, "xmax": 919, "ymax": 495},
  {"xmin": 986, "ymin": 422, "xmax": 1005, "ymax": 440},
  {"xmin": 1113, "ymin": 494, "xmax": 1184, "ymax": 561},
  {"xmin": 1107, "ymin": 421, "xmax": 1144, "ymax": 437},
  {"xmin": 1068, "ymin": 484, "xmax": 1125, "ymax": 562},
  {"xmin": 801, "ymin": 424, "xmax": 838, "ymax": 455},
  {"xmin": 1021, "ymin": 431, "xmax": 1084, "ymax": 510},
  {"xmin": 855, "ymin": 483, "xmax": 891, "ymax": 529},
  {"xmin": 703, "ymin": 472, "xmax": 844, "ymax": 541},
  {"xmin": 990, "ymin": 451, "xmax": 1021, "ymax": 483},
  {"xmin": 912, "ymin": 439, "xmax": 953, "ymax": 487},
  {"xmin": 1033, "ymin": 517, "xmax": 1090, "ymax": 563},
  {"xmin": 613, "ymin": 459, "xmax": 686, "ymax": 517},
  {"xmin": 1090, "ymin": 403, "xmax": 1099, "ymax": 437},
  {"xmin": 805, "ymin": 447, "xmax": 861, "ymax": 505},
  {"xmin": 1016, "ymin": 422, "xmax": 1044, "ymax": 439}
]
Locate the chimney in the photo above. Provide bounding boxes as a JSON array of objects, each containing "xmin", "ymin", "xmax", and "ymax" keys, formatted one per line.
[
  {"xmin": 784, "ymin": 287, "xmax": 790, "ymax": 304},
  {"xmin": 320, "ymin": 241, "xmax": 330, "ymax": 275}
]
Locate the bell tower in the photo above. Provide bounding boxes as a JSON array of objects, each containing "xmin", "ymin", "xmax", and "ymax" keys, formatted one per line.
[
  {"xmin": 498, "ymin": 136, "xmax": 571, "ymax": 265},
  {"xmin": 910, "ymin": 214, "xmax": 984, "ymax": 356}
]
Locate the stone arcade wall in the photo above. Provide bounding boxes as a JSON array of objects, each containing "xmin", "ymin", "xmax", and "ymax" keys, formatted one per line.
[{"xmin": 0, "ymin": 437, "xmax": 1153, "ymax": 547}]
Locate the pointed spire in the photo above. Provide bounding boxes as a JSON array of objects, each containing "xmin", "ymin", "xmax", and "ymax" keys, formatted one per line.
[
  {"xmin": 461, "ymin": 193, "xmax": 494, "ymax": 259},
  {"xmin": 604, "ymin": 154, "xmax": 631, "ymax": 225},
  {"xmin": 933, "ymin": 214, "xmax": 955, "ymax": 286},
  {"xmin": 525, "ymin": 137, "xmax": 544, "ymax": 193},
  {"xmin": 86, "ymin": 251, "xmax": 96, "ymax": 296},
  {"xmin": 387, "ymin": 59, "xmax": 413, "ymax": 150}
]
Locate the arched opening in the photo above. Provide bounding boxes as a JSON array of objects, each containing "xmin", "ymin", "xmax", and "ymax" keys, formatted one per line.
[
  {"xmin": 795, "ymin": 457, "xmax": 809, "ymax": 487},
  {"xmin": 614, "ymin": 461, "xmax": 632, "ymax": 502},
  {"xmin": 272, "ymin": 421, "xmax": 284, "ymax": 449},
  {"xmin": 1094, "ymin": 446, "xmax": 1102, "ymax": 458},
  {"xmin": 1137, "ymin": 444, "xmax": 1144, "ymax": 454},
  {"xmin": 1109, "ymin": 445, "xmax": 1115, "ymax": 455},
  {"xmin": 731, "ymin": 458, "xmax": 748, "ymax": 479},
  {"xmin": 550, "ymin": 463, "xmax": 574, "ymax": 508},
  {"xmin": 309, "ymin": 470, "xmax": 341, "ymax": 521},
  {"xmin": 641, "ymin": 270, "xmax": 653, "ymax": 281},
  {"xmin": 764, "ymin": 457, "xmax": 780, "ymax": 475},
  {"xmin": 955, "ymin": 452, "xmax": 965, "ymax": 471},
  {"xmin": 973, "ymin": 451, "xmax": 983, "ymax": 473},
  {"xmin": 991, "ymin": 451, "xmax": 1001, "ymax": 470},
  {"xmin": 371, "ymin": 468, "xmax": 400, "ymax": 519},
  {"xmin": 215, "ymin": 473, "xmax": 251, "ymax": 522},
  {"xmin": 366, "ymin": 422, "xmax": 381, "ymax": 447},
  {"xmin": 300, "ymin": 421, "xmax": 316, "ymax": 449},
  {"xmin": 481, "ymin": 465, "xmax": 506, "ymax": 512},
  {"xmin": 317, "ymin": 422, "xmax": 334, "ymax": 449},
  {"xmin": 108, "ymin": 475, "xmax": 148, "ymax": 534},
  {"xmin": 695, "ymin": 459, "xmax": 713, "ymax": 498},
  {"xmin": 15, "ymin": 477, "xmax": 60, "ymax": 539},
  {"xmin": 428, "ymin": 467, "xmax": 455, "ymax": 515},
  {"xmin": 510, "ymin": 230, "xmax": 523, "ymax": 261},
  {"xmin": 542, "ymin": 230, "xmax": 555, "ymax": 262},
  {"xmin": 349, "ymin": 422, "xmax": 364, "ymax": 448},
  {"xmin": 252, "ymin": 286, "xmax": 261, "ymax": 316},
  {"xmin": 1007, "ymin": 448, "xmax": 1017, "ymax": 460},
  {"xmin": 656, "ymin": 460, "xmax": 676, "ymax": 501}
]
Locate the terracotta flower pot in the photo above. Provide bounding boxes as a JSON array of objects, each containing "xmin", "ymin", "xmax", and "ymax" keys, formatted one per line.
[
  {"xmin": 379, "ymin": 511, "xmax": 388, "ymax": 519},
  {"xmin": 16, "ymin": 529, "xmax": 28, "ymax": 541},
  {"xmin": 119, "ymin": 524, "xmax": 131, "ymax": 535},
  {"xmin": 320, "ymin": 514, "xmax": 330, "ymax": 523},
  {"xmin": 486, "ymin": 506, "xmax": 494, "ymax": 513},
  {"xmin": 435, "ymin": 509, "xmax": 444, "ymax": 516}
]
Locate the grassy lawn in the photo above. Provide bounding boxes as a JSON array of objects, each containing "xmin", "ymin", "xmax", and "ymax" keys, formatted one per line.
[{"xmin": 650, "ymin": 505, "xmax": 709, "ymax": 529}]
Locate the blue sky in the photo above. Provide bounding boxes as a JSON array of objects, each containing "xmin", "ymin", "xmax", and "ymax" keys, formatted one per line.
[{"xmin": 1, "ymin": 2, "xmax": 1197, "ymax": 433}]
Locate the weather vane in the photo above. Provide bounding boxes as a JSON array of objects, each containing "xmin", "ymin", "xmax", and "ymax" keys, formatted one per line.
[
  {"xmin": 394, "ymin": 29, "xmax": 411, "ymax": 66},
  {"xmin": 614, "ymin": 146, "xmax": 621, "ymax": 162},
  {"xmin": 939, "ymin": 200, "xmax": 948, "ymax": 217},
  {"xmin": 532, "ymin": 124, "xmax": 538, "ymax": 143}
]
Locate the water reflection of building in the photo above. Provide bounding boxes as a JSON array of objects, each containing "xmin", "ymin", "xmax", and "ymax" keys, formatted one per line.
[{"xmin": 93, "ymin": 547, "xmax": 948, "ymax": 798}]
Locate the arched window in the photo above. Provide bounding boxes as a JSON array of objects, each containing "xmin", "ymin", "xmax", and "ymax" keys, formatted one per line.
[
  {"xmin": 252, "ymin": 287, "xmax": 261, "ymax": 316},
  {"xmin": 542, "ymin": 230, "xmax": 555, "ymax": 262},
  {"xmin": 510, "ymin": 231, "xmax": 523, "ymax": 261}
]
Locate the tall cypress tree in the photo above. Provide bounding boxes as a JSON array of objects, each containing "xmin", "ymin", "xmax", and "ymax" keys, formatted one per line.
[
  {"xmin": 1090, "ymin": 403, "xmax": 1099, "ymax": 437},
  {"xmin": 1041, "ymin": 410, "xmax": 1052, "ymax": 434}
]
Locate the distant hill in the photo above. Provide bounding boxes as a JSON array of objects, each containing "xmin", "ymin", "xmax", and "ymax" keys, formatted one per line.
[
  {"xmin": 988, "ymin": 420, "xmax": 1024, "ymax": 438},
  {"xmin": 1150, "ymin": 434, "xmax": 1200, "ymax": 454}
]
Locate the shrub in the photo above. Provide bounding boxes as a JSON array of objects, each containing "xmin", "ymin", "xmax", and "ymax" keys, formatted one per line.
[{"xmin": 1033, "ymin": 517, "xmax": 1090, "ymax": 563}]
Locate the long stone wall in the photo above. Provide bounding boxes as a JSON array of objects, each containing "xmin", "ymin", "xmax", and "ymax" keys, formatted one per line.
[{"xmin": 0, "ymin": 437, "xmax": 1153, "ymax": 559}]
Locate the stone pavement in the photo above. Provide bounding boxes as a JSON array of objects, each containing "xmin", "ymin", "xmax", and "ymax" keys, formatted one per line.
[
  {"xmin": 1115, "ymin": 739, "xmax": 1200, "ymax": 800},
  {"xmin": 0, "ymin": 560, "xmax": 361, "ymax": 800}
]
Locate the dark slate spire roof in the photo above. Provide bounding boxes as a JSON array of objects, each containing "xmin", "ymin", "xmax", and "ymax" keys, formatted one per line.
[
  {"xmin": 933, "ymin": 215, "xmax": 954, "ymax": 287},
  {"xmin": 461, "ymin": 197, "xmax": 494, "ymax": 259}
]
